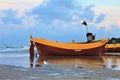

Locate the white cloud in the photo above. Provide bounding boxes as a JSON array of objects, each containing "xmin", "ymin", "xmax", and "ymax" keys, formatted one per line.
[
  {"xmin": 16, "ymin": 15, "xmax": 38, "ymax": 29},
  {"xmin": 93, "ymin": 6, "xmax": 120, "ymax": 29},
  {"xmin": 0, "ymin": 15, "xmax": 38, "ymax": 32},
  {"xmin": 0, "ymin": 11, "xmax": 6, "ymax": 18},
  {"xmin": 53, "ymin": 19, "xmax": 68, "ymax": 28},
  {"xmin": 71, "ymin": 20, "xmax": 81, "ymax": 26},
  {"xmin": 117, "ymin": 20, "xmax": 120, "ymax": 27},
  {"xmin": 72, "ymin": 15, "xmax": 79, "ymax": 20},
  {"xmin": 53, "ymin": 19, "xmax": 61, "ymax": 25},
  {"xmin": 0, "ymin": 0, "xmax": 44, "ymax": 17}
]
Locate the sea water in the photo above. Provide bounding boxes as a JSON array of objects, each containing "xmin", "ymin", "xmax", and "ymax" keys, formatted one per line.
[
  {"xmin": 0, "ymin": 45, "xmax": 120, "ymax": 71},
  {"xmin": 0, "ymin": 45, "xmax": 30, "ymax": 67}
]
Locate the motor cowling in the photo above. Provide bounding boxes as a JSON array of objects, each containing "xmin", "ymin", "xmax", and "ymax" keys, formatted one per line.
[
  {"xmin": 86, "ymin": 33, "xmax": 95, "ymax": 43},
  {"xmin": 111, "ymin": 38, "xmax": 116, "ymax": 44}
]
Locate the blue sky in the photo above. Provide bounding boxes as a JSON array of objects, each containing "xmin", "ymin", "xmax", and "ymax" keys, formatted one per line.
[{"xmin": 0, "ymin": 0, "xmax": 120, "ymax": 45}]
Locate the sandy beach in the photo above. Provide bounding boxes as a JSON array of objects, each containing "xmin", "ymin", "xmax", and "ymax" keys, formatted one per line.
[{"xmin": 0, "ymin": 61, "xmax": 120, "ymax": 80}]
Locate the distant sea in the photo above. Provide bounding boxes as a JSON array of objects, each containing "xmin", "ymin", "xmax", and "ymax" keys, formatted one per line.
[
  {"xmin": 0, "ymin": 45, "xmax": 29, "ymax": 53},
  {"xmin": 0, "ymin": 45, "xmax": 30, "ymax": 68}
]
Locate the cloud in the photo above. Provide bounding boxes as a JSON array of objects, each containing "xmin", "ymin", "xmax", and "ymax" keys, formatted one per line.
[
  {"xmin": 0, "ymin": 0, "xmax": 102, "ymax": 34},
  {"xmin": 30, "ymin": 0, "xmax": 75, "ymax": 24},
  {"xmin": 0, "ymin": 0, "xmax": 44, "ymax": 16},
  {"xmin": 0, "ymin": 0, "xmax": 97, "ymax": 30},
  {"xmin": 0, "ymin": 0, "xmax": 97, "ymax": 33},
  {"xmin": 93, "ymin": 6, "xmax": 120, "ymax": 29},
  {"xmin": 30, "ymin": 0, "xmax": 96, "ymax": 28},
  {"xmin": 16, "ymin": 15, "xmax": 39, "ymax": 29},
  {"xmin": 79, "ymin": 5, "xmax": 95, "ymax": 21},
  {"xmin": 117, "ymin": 20, "xmax": 120, "ymax": 27},
  {"xmin": 95, "ymin": 13, "xmax": 105, "ymax": 23},
  {"xmin": 2, "ymin": 10, "xmax": 22, "ymax": 24},
  {"xmin": 1, "ymin": 0, "xmax": 119, "ymax": 45}
]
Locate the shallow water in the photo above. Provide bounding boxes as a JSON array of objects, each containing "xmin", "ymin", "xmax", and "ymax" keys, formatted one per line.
[
  {"xmin": 0, "ymin": 52, "xmax": 30, "ymax": 67},
  {"xmin": 0, "ymin": 50, "xmax": 120, "ymax": 71}
]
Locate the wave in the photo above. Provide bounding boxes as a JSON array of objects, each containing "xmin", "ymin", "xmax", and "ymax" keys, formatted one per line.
[{"xmin": 0, "ymin": 45, "xmax": 30, "ymax": 53}]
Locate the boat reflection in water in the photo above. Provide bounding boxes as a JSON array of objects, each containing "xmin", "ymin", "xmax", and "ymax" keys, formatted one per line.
[
  {"xmin": 29, "ymin": 53, "xmax": 120, "ymax": 70},
  {"xmin": 102, "ymin": 55, "xmax": 120, "ymax": 70}
]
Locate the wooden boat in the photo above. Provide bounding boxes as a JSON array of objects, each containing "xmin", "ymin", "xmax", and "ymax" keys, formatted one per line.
[
  {"xmin": 106, "ymin": 44, "xmax": 120, "ymax": 52},
  {"xmin": 30, "ymin": 36, "xmax": 109, "ymax": 56},
  {"xmin": 105, "ymin": 38, "xmax": 120, "ymax": 52}
]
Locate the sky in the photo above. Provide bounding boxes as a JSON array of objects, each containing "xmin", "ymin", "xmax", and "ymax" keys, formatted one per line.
[{"xmin": 0, "ymin": 0, "xmax": 120, "ymax": 45}]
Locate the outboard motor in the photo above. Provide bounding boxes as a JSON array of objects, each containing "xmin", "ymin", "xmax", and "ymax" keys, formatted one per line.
[
  {"xmin": 111, "ymin": 38, "xmax": 116, "ymax": 44},
  {"xmin": 72, "ymin": 39, "xmax": 75, "ymax": 43},
  {"xmin": 93, "ymin": 35, "xmax": 95, "ymax": 40},
  {"xmin": 86, "ymin": 33, "xmax": 95, "ymax": 43}
]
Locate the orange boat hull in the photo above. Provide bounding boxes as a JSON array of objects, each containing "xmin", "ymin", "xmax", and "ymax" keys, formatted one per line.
[{"xmin": 34, "ymin": 42, "xmax": 107, "ymax": 56}]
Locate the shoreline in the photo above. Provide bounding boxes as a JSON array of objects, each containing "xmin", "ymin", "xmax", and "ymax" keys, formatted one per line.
[{"xmin": 0, "ymin": 63, "xmax": 120, "ymax": 80}]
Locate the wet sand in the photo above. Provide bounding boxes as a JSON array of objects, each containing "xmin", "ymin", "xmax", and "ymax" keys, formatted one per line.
[{"xmin": 0, "ymin": 62, "xmax": 120, "ymax": 80}]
